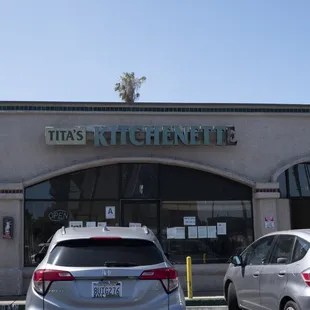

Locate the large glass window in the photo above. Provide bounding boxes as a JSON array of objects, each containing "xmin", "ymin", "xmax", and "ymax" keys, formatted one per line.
[
  {"xmin": 160, "ymin": 201, "xmax": 253, "ymax": 263},
  {"xmin": 24, "ymin": 200, "xmax": 120, "ymax": 266},
  {"xmin": 159, "ymin": 165, "xmax": 252, "ymax": 201},
  {"xmin": 279, "ymin": 163, "xmax": 310, "ymax": 198},
  {"xmin": 25, "ymin": 165, "xmax": 120, "ymax": 200},
  {"xmin": 24, "ymin": 163, "xmax": 253, "ymax": 266},
  {"xmin": 121, "ymin": 164, "xmax": 159, "ymax": 199}
]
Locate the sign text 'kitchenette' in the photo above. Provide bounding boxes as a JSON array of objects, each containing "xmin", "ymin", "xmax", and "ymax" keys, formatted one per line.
[{"xmin": 45, "ymin": 125, "xmax": 237, "ymax": 146}]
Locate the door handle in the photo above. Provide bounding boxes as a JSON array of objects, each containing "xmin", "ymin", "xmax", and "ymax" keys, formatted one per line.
[
  {"xmin": 253, "ymin": 272, "xmax": 260, "ymax": 277},
  {"xmin": 278, "ymin": 271, "xmax": 286, "ymax": 277}
]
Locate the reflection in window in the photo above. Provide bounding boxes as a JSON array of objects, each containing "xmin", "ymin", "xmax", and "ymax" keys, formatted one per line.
[
  {"xmin": 160, "ymin": 201, "xmax": 253, "ymax": 263},
  {"xmin": 122, "ymin": 164, "xmax": 158, "ymax": 199},
  {"xmin": 288, "ymin": 164, "xmax": 310, "ymax": 197},
  {"xmin": 160, "ymin": 165, "xmax": 252, "ymax": 201},
  {"xmin": 269, "ymin": 235, "xmax": 295, "ymax": 264},
  {"xmin": 24, "ymin": 201, "xmax": 120, "ymax": 266},
  {"xmin": 246, "ymin": 236, "xmax": 275, "ymax": 265},
  {"xmin": 25, "ymin": 165, "xmax": 120, "ymax": 200},
  {"xmin": 279, "ymin": 163, "xmax": 310, "ymax": 198},
  {"xmin": 24, "ymin": 163, "xmax": 254, "ymax": 266},
  {"xmin": 278, "ymin": 171, "xmax": 287, "ymax": 198}
]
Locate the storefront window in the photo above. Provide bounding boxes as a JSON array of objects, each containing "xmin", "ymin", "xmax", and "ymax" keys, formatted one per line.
[
  {"xmin": 160, "ymin": 201, "xmax": 253, "ymax": 263},
  {"xmin": 25, "ymin": 165, "xmax": 120, "ymax": 200},
  {"xmin": 24, "ymin": 163, "xmax": 253, "ymax": 266},
  {"xmin": 121, "ymin": 164, "xmax": 159, "ymax": 199},
  {"xmin": 159, "ymin": 165, "xmax": 252, "ymax": 201},
  {"xmin": 279, "ymin": 163, "xmax": 310, "ymax": 198},
  {"xmin": 24, "ymin": 200, "xmax": 120, "ymax": 266}
]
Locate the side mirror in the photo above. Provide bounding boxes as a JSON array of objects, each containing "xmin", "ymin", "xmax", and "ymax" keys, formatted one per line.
[
  {"xmin": 277, "ymin": 257, "xmax": 288, "ymax": 264},
  {"xmin": 231, "ymin": 255, "xmax": 243, "ymax": 266}
]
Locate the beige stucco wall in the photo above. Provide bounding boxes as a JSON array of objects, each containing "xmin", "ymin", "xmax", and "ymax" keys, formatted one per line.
[
  {"xmin": 0, "ymin": 104, "xmax": 308, "ymax": 296},
  {"xmin": 0, "ymin": 111, "xmax": 308, "ymax": 184},
  {"xmin": 0, "ymin": 198, "xmax": 23, "ymax": 295}
]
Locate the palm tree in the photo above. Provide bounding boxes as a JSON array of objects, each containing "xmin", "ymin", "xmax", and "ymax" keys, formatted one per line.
[{"xmin": 114, "ymin": 72, "xmax": 146, "ymax": 104}]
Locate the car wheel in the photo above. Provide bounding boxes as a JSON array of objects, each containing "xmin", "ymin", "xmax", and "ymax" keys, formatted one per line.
[
  {"xmin": 227, "ymin": 283, "xmax": 240, "ymax": 310},
  {"xmin": 284, "ymin": 301, "xmax": 300, "ymax": 310}
]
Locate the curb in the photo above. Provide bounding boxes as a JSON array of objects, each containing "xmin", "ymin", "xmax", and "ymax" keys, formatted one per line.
[{"xmin": 185, "ymin": 298, "xmax": 227, "ymax": 307}]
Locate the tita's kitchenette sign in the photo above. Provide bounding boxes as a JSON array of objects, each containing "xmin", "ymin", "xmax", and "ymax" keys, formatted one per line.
[
  {"xmin": 45, "ymin": 127, "xmax": 86, "ymax": 145},
  {"xmin": 45, "ymin": 125, "xmax": 237, "ymax": 146}
]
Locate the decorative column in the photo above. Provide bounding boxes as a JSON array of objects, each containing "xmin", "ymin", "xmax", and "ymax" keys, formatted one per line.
[
  {"xmin": 254, "ymin": 182, "xmax": 280, "ymax": 239},
  {"xmin": 0, "ymin": 183, "xmax": 23, "ymax": 296}
]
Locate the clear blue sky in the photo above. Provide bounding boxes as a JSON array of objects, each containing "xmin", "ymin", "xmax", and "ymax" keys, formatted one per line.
[{"xmin": 0, "ymin": 0, "xmax": 309, "ymax": 104}]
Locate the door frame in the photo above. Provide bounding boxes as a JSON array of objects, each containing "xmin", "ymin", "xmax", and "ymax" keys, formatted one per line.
[{"xmin": 120, "ymin": 199, "xmax": 161, "ymax": 239}]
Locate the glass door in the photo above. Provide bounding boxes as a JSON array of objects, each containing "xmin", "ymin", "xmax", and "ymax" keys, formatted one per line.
[{"xmin": 121, "ymin": 200, "xmax": 160, "ymax": 237}]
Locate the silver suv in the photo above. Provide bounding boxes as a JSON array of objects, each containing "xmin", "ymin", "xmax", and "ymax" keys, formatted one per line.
[
  {"xmin": 26, "ymin": 225, "xmax": 186, "ymax": 310},
  {"xmin": 223, "ymin": 229, "xmax": 310, "ymax": 310}
]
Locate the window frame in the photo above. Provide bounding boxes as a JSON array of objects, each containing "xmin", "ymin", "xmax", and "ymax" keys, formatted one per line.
[
  {"xmin": 242, "ymin": 235, "xmax": 277, "ymax": 266},
  {"xmin": 267, "ymin": 234, "xmax": 296, "ymax": 265},
  {"xmin": 291, "ymin": 236, "xmax": 310, "ymax": 263}
]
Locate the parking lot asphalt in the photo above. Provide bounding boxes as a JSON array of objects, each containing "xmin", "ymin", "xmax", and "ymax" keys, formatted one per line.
[{"xmin": 0, "ymin": 296, "xmax": 227, "ymax": 309}]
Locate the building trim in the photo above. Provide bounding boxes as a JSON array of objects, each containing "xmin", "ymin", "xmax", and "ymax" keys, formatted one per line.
[
  {"xmin": 23, "ymin": 156, "xmax": 255, "ymax": 188},
  {"xmin": 271, "ymin": 155, "xmax": 310, "ymax": 181},
  {"xmin": 2, "ymin": 101, "xmax": 310, "ymax": 114}
]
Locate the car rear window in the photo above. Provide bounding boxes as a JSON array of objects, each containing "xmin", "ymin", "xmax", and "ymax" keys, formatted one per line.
[
  {"xmin": 47, "ymin": 238, "xmax": 164, "ymax": 267},
  {"xmin": 292, "ymin": 237, "xmax": 310, "ymax": 263}
]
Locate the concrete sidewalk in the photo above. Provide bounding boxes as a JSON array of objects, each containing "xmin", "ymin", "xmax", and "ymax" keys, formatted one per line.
[{"xmin": 0, "ymin": 295, "xmax": 227, "ymax": 309}]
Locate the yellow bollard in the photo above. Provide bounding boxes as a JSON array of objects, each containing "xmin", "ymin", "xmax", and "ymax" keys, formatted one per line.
[
  {"xmin": 203, "ymin": 253, "xmax": 206, "ymax": 264},
  {"xmin": 186, "ymin": 256, "xmax": 193, "ymax": 299}
]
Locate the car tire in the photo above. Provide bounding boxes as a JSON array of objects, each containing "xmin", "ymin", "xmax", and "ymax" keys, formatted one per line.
[
  {"xmin": 227, "ymin": 283, "xmax": 240, "ymax": 310},
  {"xmin": 284, "ymin": 300, "xmax": 300, "ymax": 310}
]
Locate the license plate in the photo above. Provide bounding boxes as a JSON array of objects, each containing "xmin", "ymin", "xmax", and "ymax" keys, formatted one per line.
[{"xmin": 92, "ymin": 281, "xmax": 122, "ymax": 298}]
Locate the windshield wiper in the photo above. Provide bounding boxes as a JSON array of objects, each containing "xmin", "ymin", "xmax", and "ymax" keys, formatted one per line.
[{"xmin": 103, "ymin": 261, "xmax": 139, "ymax": 267}]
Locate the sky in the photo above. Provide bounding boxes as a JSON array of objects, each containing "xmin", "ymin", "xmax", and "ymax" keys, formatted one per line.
[{"xmin": 0, "ymin": 0, "xmax": 309, "ymax": 104}]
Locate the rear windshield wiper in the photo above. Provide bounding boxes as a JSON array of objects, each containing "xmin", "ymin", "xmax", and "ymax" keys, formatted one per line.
[{"xmin": 103, "ymin": 261, "xmax": 139, "ymax": 267}]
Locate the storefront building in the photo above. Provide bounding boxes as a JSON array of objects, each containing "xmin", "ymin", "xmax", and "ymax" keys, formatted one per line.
[{"xmin": 0, "ymin": 101, "xmax": 309, "ymax": 295}]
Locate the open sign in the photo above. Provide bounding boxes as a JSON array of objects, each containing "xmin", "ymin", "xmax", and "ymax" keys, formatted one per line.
[{"xmin": 48, "ymin": 210, "xmax": 68, "ymax": 222}]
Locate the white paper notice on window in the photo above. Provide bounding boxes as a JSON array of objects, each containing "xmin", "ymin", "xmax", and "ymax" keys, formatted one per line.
[
  {"xmin": 174, "ymin": 227, "xmax": 185, "ymax": 239},
  {"xmin": 183, "ymin": 216, "xmax": 196, "ymax": 226},
  {"xmin": 188, "ymin": 226, "xmax": 198, "ymax": 239},
  {"xmin": 97, "ymin": 222, "xmax": 107, "ymax": 227},
  {"xmin": 86, "ymin": 221, "xmax": 96, "ymax": 227},
  {"xmin": 129, "ymin": 222, "xmax": 142, "ymax": 228},
  {"xmin": 217, "ymin": 222, "xmax": 227, "ymax": 235},
  {"xmin": 207, "ymin": 226, "xmax": 217, "ymax": 238},
  {"xmin": 69, "ymin": 221, "xmax": 83, "ymax": 228},
  {"xmin": 105, "ymin": 206, "xmax": 116, "ymax": 219},
  {"xmin": 198, "ymin": 226, "xmax": 208, "ymax": 238},
  {"xmin": 167, "ymin": 227, "xmax": 175, "ymax": 239}
]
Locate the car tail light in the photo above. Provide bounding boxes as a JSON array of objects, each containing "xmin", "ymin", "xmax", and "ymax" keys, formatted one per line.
[
  {"xmin": 302, "ymin": 270, "xmax": 310, "ymax": 286},
  {"xmin": 139, "ymin": 268, "xmax": 178, "ymax": 293},
  {"xmin": 33, "ymin": 269, "xmax": 74, "ymax": 295}
]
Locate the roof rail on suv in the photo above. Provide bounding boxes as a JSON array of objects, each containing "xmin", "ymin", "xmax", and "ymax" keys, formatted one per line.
[{"xmin": 142, "ymin": 226, "xmax": 150, "ymax": 235}]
